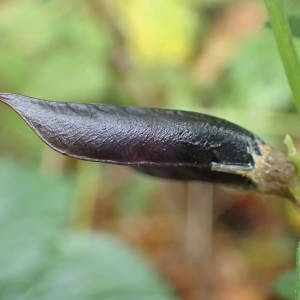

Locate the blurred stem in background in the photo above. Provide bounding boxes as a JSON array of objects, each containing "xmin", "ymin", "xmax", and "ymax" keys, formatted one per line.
[
  {"xmin": 185, "ymin": 183, "xmax": 214, "ymax": 299},
  {"xmin": 265, "ymin": 0, "xmax": 300, "ymax": 111},
  {"xmin": 264, "ymin": 0, "xmax": 300, "ymax": 298}
]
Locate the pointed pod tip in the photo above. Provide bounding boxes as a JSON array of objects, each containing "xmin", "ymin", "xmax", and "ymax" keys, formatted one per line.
[
  {"xmin": 0, "ymin": 92, "xmax": 18, "ymax": 104},
  {"xmin": 0, "ymin": 92, "xmax": 14, "ymax": 97},
  {"xmin": 0, "ymin": 93, "xmax": 13, "ymax": 107},
  {"xmin": 0, "ymin": 92, "xmax": 9, "ymax": 100},
  {"xmin": 0, "ymin": 93, "xmax": 37, "ymax": 111}
]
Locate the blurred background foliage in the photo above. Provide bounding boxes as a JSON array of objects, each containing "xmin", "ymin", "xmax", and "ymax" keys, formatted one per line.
[{"xmin": 1, "ymin": 0, "xmax": 300, "ymax": 299}]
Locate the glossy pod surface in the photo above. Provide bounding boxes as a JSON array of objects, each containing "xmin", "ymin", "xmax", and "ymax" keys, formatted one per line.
[{"xmin": 0, "ymin": 93, "xmax": 295, "ymax": 197}]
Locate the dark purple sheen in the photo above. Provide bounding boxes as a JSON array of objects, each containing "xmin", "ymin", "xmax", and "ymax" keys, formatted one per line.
[{"xmin": 0, "ymin": 93, "xmax": 265, "ymax": 187}]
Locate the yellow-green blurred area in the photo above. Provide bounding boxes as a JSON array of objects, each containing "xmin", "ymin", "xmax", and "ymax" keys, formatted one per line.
[{"xmin": 1, "ymin": 0, "xmax": 300, "ymax": 299}]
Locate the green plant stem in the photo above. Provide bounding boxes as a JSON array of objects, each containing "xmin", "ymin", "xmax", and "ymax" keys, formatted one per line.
[
  {"xmin": 297, "ymin": 241, "xmax": 300, "ymax": 300},
  {"xmin": 265, "ymin": 0, "xmax": 300, "ymax": 114},
  {"xmin": 264, "ymin": 0, "xmax": 300, "ymax": 298}
]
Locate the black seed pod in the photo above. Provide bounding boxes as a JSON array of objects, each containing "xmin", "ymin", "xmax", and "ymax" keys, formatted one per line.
[{"xmin": 0, "ymin": 93, "xmax": 296, "ymax": 200}]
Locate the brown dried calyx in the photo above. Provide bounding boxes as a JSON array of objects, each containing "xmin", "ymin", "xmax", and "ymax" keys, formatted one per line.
[{"xmin": 249, "ymin": 142, "xmax": 297, "ymax": 202}]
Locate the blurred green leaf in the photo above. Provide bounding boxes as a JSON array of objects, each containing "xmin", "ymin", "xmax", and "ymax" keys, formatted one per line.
[
  {"xmin": 0, "ymin": 0, "xmax": 110, "ymax": 100},
  {"xmin": 0, "ymin": 158, "xmax": 74, "ymax": 297},
  {"xmin": 0, "ymin": 159, "xmax": 176, "ymax": 300},
  {"xmin": 217, "ymin": 30, "xmax": 293, "ymax": 110},
  {"xmin": 22, "ymin": 233, "xmax": 176, "ymax": 300},
  {"xmin": 273, "ymin": 270, "xmax": 296, "ymax": 300}
]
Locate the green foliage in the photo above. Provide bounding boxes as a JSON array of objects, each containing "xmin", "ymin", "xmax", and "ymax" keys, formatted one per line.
[
  {"xmin": 217, "ymin": 30, "xmax": 292, "ymax": 110},
  {"xmin": 0, "ymin": 159, "xmax": 176, "ymax": 300},
  {"xmin": 0, "ymin": 0, "xmax": 110, "ymax": 100},
  {"xmin": 265, "ymin": 0, "xmax": 300, "ymax": 298},
  {"xmin": 22, "ymin": 233, "xmax": 176, "ymax": 300},
  {"xmin": 273, "ymin": 270, "xmax": 296, "ymax": 300},
  {"xmin": 265, "ymin": 0, "xmax": 300, "ymax": 114}
]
